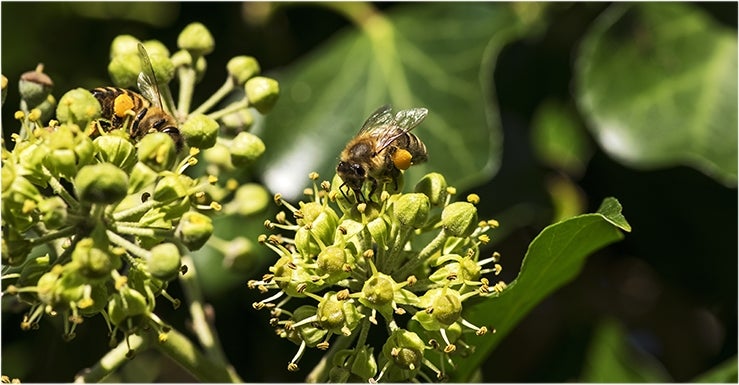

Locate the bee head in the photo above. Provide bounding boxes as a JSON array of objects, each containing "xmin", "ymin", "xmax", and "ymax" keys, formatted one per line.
[{"xmin": 337, "ymin": 160, "xmax": 365, "ymax": 190}]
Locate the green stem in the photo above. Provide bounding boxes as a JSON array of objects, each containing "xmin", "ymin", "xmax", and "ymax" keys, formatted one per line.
[
  {"xmin": 112, "ymin": 199, "xmax": 160, "ymax": 221},
  {"xmin": 47, "ymin": 173, "xmax": 80, "ymax": 211},
  {"xmin": 191, "ymin": 77, "xmax": 236, "ymax": 116},
  {"xmin": 28, "ymin": 226, "xmax": 77, "ymax": 247},
  {"xmin": 156, "ymin": 327, "xmax": 240, "ymax": 382},
  {"xmin": 178, "ymin": 254, "xmax": 243, "ymax": 382},
  {"xmin": 206, "ymin": 99, "xmax": 248, "ymax": 121},
  {"xmin": 73, "ymin": 331, "xmax": 151, "ymax": 383},
  {"xmin": 106, "ymin": 229, "xmax": 151, "ymax": 259},
  {"xmin": 395, "ymin": 229, "xmax": 448, "ymax": 278},
  {"xmin": 177, "ymin": 66, "xmax": 197, "ymax": 117}
]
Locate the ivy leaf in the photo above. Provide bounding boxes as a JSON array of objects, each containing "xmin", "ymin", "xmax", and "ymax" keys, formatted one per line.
[
  {"xmin": 575, "ymin": 3, "xmax": 738, "ymax": 187},
  {"xmin": 580, "ymin": 319, "xmax": 672, "ymax": 382},
  {"xmin": 257, "ymin": 3, "xmax": 539, "ymax": 200},
  {"xmin": 693, "ymin": 355, "xmax": 738, "ymax": 383},
  {"xmin": 449, "ymin": 197, "xmax": 630, "ymax": 381}
]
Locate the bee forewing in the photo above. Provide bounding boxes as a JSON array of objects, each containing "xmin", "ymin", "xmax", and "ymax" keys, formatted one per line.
[
  {"xmin": 136, "ymin": 43, "xmax": 164, "ymax": 108},
  {"xmin": 393, "ymin": 108, "xmax": 428, "ymax": 133},
  {"xmin": 359, "ymin": 105, "xmax": 394, "ymax": 134}
]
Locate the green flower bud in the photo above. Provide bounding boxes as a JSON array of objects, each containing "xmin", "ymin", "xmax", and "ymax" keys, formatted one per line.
[
  {"xmin": 316, "ymin": 292, "xmax": 362, "ymax": 335},
  {"xmin": 227, "ymin": 56, "xmax": 260, "ymax": 85},
  {"xmin": 147, "ymin": 243, "xmax": 182, "ymax": 281},
  {"xmin": 146, "ymin": 51, "xmax": 175, "ymax": 85},
  {"xmin": 294, "ymin": 202, "xmax": 339, "ymax": 257},
  {"xmin": 16, "ymin": 254, "xmax": 51, "ymax": 303},
  {"xmin": 41, "ymin": 124, "xmax": 94, "ymax": 179},
  {"xmin": 393, "ymin": 193, "xmax": 429, "ymax": 228},
  {"xmin": 382, "ymin": 329, "xmax": 426, "ymax": 371},
  {"xmin": 230, "ymin": 131, "xmax": 265, "ymax": 167},
  {"xmin": 137, "ymin": 132, "xmax": 177, "ymax": 172},
  {"xmin": 152, "ymin": 174, "xmax": 193, "ymax": 219},
  {"xmin": 53, "ymin": 268, "xmax": 88, "ymax": 308},
  {"xmin": 170, "ymin": 49, "xmax": 191, "ymax": 68},
  {"xmin": 128, "ymin": 162, "xmax": 158, "ymax": 194},
  {"xmin": 56, "ymin": 88, "xmax": 102, "ymax": 128},
  {"xmin": 294, "ymin": 227, "xmax": 320, "ymax": 258},
  {"xmin": 441, "ymin": 201, "xmax": 478, "ymax": 238},
  {"xmin": 19, "ymin": 66, "xmax": 53, "ymax": 107},
  {"xmin": 36, "ymin": 94, "xmax": 57, "ymax": 123},
  {"xmin": 316, "ymin": 245, "xmax": 349, "ymax": 277},
  {"xmin": 245, "ymin": 76, "xmax": 279, "ymax": 114},
  {"xmin": 177, "ymin": 22, "xmax": 214, "ymax": 56},
  {"xmin": 175, "ymin": 211, "xmax": 213, "ymax": 250},
  {"xmin": 15, "ymin": 141, "xmax": 49, "ymax": 186},
  {"xmin": 38, "ymin": 196, "xmax": 68, "ymax": 230},
  {"xmin": 220, "ymin": 108, "xmax": 254, "ymax": 132},
  {"xmin": 288, "ymin": 305, "xmax": 327, "ymax": 347},
  {"xmin": 75, "ymin": 163, "xmax": 128, "ymax": 205},
  {"xmin": 108, "ymin": 288, "xmax": 149, "ymax": 327},
  {"xmin": 94, "ymin": 135, "xmax": 137, "ymax": 173},
  {"xmin": 414, "ymin": 172, "xmax": 448, "ymax": 207},
  {"xmin": 360, "ymin": 272, "xmax": 396, "ymax": 308},
  {"xmin": 71, "ymin": 237, "xmax": 121, "ymax": 280},
  {"xmin": 202, "ymin": 142, "xmax": 233, "ymax": 168},
  {"xmin": 413, "ymin": 288, "xmax": 462, "ymax": 330},
  {"xmin": 181, "ymin": 113, "xmax": 219, "ymax": 149},
  {"xmin": 36, "ymin": 266, "xmax": 64, "ymax": 306},
  {"xmin": 367, "ymin": 215, "xmax": 389, "ymax": 248},
  {"xmin": 226, "ymin": 183, "xmax": 270, "ymax": 216},
  {"xmin": 108, "ymin": 53, "xmax": 141, "ymax": 88},
  {"xmin": 222, "ymin": 236, "xmax": 255, "ymax": 271},
  {"xmin": 109, "ymin": 35, "xmax": 141, "ymax": 58},
  {"xmin": 142, "ymin": 40, "xmax": 170, "ymax": 58}
]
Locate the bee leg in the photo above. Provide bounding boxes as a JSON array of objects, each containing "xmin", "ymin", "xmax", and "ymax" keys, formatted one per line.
[{"xmin": 367, "ymin": 178, "xmax": 378, "ymax": 201}]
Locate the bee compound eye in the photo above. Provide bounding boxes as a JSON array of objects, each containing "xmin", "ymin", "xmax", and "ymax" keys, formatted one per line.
[{"xmin": 352, "ymin": 163, "xmax": 365, "ymax": 176}]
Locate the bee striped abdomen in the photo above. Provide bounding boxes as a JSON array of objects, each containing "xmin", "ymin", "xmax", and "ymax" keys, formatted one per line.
[{"xmin": 393, "ymin": 133, "xmax": 428, "ymax": 164}]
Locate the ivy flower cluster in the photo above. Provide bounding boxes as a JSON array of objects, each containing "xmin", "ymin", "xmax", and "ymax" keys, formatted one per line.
[
  {"xmin": 2, "ymin": 23, "xmax": 278, "ymax": 350},
  {"xmin": 250, "ymin": 172, "xmax": 507, "ymax": 382}
]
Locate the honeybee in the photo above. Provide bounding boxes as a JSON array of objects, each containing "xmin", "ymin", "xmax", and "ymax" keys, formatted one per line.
[
  {"xmin": 337, "ymin": 105, "xmax": 429, "ymax": 201},
  {"xmin": 91, "ymin": 43, "xmax": 183, "ymax": 150}
]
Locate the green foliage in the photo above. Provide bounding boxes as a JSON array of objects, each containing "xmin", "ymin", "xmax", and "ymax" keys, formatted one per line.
[
  {"xmin": 1, "ymin": 2, "xmax": 734, "ymax": 383},
  {"xmin": 448, "ymin": 197, "xmax": 631, "ymax": 381},
  {"xmin": 580, "ymin": 319, "xmax": 672, "ymax": 382},
  {"xmin": 576, "ymin": 3, "xmax": 737, "ymax": 187},
  {"xmin": 258, "ymin": 3, "xmax": 541, "ymax": 200}
]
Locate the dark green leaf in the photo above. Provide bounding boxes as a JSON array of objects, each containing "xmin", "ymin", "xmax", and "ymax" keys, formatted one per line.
[
  {"xmin": 575, "ymin": 3, "xmax": 737, "ymax": 187},
  {"xmin": 580, "ymin": 319, "xmax": 672, "ymax": 382},
  {"xmin": 258, "ymin": 3, "xmax": 538, "ymax": 200},
  {"xmin": 449, "ymin": 197, "xmax": 629, "ymax": 381},
  {"xmin": 693, "ymin": 355, "xmax": 738, "ymax": 383},
  {"xmin": 531, "ymin": 99, "xmax": 592, "ymax": 177}
]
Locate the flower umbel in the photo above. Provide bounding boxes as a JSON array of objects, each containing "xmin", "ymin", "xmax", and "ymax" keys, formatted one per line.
[
  {"xmin": 2, "ymin": 22, "xmax": 278, "ymax": 359},
  {"xmin": 250, "ymin": 172, "xmax": 506, "ymax": 382}
]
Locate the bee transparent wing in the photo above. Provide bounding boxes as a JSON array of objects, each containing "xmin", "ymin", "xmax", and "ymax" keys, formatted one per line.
[
  {"xmin": 136, "ymin": 43, "xmax": 164, "ymax": 109},
  {"xmin": 358, "ymin": 105, "xmax": 394, "ymax": 135},
  {"xmin": 375, "ymin": 107, "xmax": 428, "ymax": 152}
]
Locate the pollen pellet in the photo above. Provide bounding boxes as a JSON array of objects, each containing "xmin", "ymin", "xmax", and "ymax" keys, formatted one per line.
[
  {"xmin": 113, "ymin": 94, "xmax": 134, "ymax": 117},
  {"xmin": 393, "ymin": 148, "xmax": 413, "ymax": 170}
]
